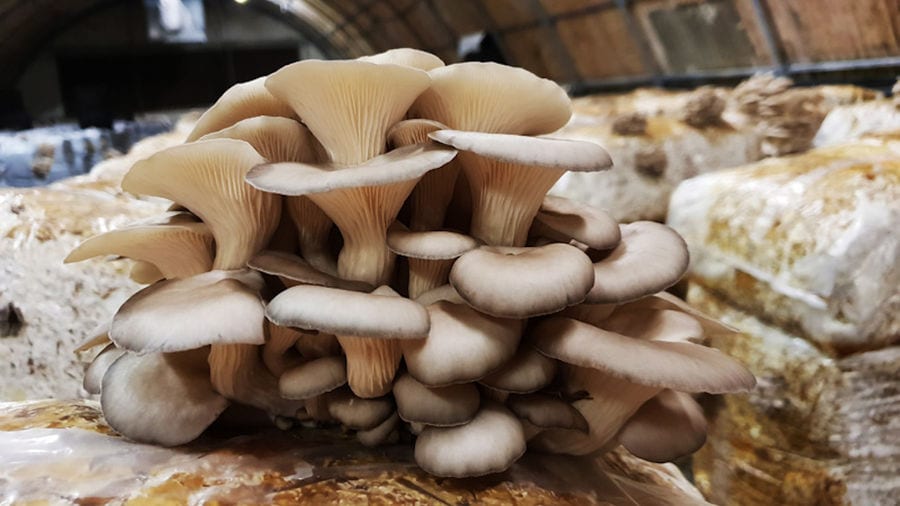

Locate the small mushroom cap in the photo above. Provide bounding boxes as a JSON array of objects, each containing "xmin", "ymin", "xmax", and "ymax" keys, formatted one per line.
[
  {"xmin": 393, "ymin": 373, "xmax": 480, "ymax": 427},
  {"xmin": 415, "ymin": 402, "xmax": 526, "ymax": 478},
  {"xmin": 357, "ymin": 412, "xmax": 401, "ymax": 447},
  {"xmin": 450, "ymin": 243, "xmax": 594, "ymax": 318},
  {"xmin": 429, "ymin": 130, "xmax": 612, "ymax": 171},
  {"xmin": 74, "ymin": 322, "xmax": 112, "ymax": 353},
  {"xmin": 279, "ymin": 356, "xmax": 347, "ymax": 399},
  {"xmin": 411, "ymin": 62, "xmax": 571, "ymax": 135},
  {"xmin": 414, "ymin": 284, "xmax": 466, "ymax": 306},
  {"xmin": 130, "ymin": 261, "xmax": 164, "ymax": 285},
  {"xmin": 507, "ymin": 393, "xmax": 589, "ymax": 433},
  {"xmin": 245, "ymin": 143, "xmax": 456, "ymax": 196},
  {"xmin": 403, "ymin": 301, "xmax": 521, "ymax": 386},
  {"xmin": 600, "ymin": 307, "xmax": 703, "ymax": 343},
  {"xmin": 266, "ymin": 284, "xmax": 429, "ymax": 339},
  {"xmin": 586, "ymin": 222, "xmax": 689, "ymax": 304},
  {"xmin": 479, "ymin": 345, "xmax": 557, "ymax": 394},
  {"xmin": 110, "ymin": 269, "xmax": 266, "ymax": 353},
  {"xmin": 326, "ymin": 389, "xmax": 395, "ymax": 430},
  {"xmin": 101, "ymin": 349, "xmax": 229, "ymax": 446},
  {"xmin": 358, "ymin": 48, "xmax": 445, "ymax": 71},
  {"xmin": 186, "ymin": 76, "xmax": 295, "ymax": 142},
  {"xmin": 386, "ymin": 222, "xmax": 479, "ymax": 260},
  {"xmin": 198, "ymin": 116, "xmax": 321, "ymax": 164},
  {"xmin": 530, "ymin": 317, "xmax": 756, "ymax": 394},
  {"xmin": 618, "ymin": 389, "xmax": 708, "ymax": 463},
  {"xmin": 387, "ymin": 118, "xmax": 447, "ymax": 148},
  {"xmin": 248, "ymin": 250, "xmax": 372, "ymax": 292},
  {"xmin": 83, "ymin": 344, "xmax": 125, "ymax": 395},
  {"xmin": 533, "ymin": 195, "xmax": 621, "ymax": 251}
]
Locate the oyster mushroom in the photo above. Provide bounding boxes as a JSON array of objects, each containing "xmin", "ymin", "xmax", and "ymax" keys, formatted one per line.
[
  {"xmin": 186, "ymin": 76, "xmax": 295, "ymax": 142},
  {"xmin": 393, "ymin": 373, "xmax": 480, "ymax": 427},
  {"xmin": 479, "ymin": 344, "xmax": 557, "ymax": 394},
  {"xmin": 279, "ymin": 356, "xmax": 347, "ymax": 399},
  {"xmin": 617, "ymin": 389, "xmax": 708, "ymax": 463},
  {"xmin": 386, "ymin": 222, "xmax": 478, "ymax": 298}
]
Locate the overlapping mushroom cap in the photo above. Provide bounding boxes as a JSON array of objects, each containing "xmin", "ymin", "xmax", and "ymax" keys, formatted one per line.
[{"xmin": 67, "ymin": 48, "xmax": 754, "ymax": 479}]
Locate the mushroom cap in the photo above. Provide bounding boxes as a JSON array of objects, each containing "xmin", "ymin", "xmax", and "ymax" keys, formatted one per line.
[
  {"xmin": 600, "ymin": 307, "xmax": 704, "ymax": 343},
  {"xmin": 387, "ymin": 118, "xmax": 447, "ymax": 148},
  {"xmin": 326, "ymin": 389, "xmax": 395, "ymax": 430},
  {"xmin": 110, "ymin": 269, "xmax": 266, "ymax": 353},
  {"xmin": 186, "ymin": 76, "xmax": 295, "ymax": 142},
  {"xmin": 530, "ymin": 317, "xmax": 756, "ymax": 394},
  {"xmin": 248, "ymin": 250, "xmax": 372, "ymax": 292},
  {"xmin": 74, "ymin": 322, "xmax": 112, "ymax": 353},
  {"xmin": 279, "ymin": 356, "xmax": 347, "ymax": 399},
  {"xmin": 357, "ymin": 412, "xmax": 400, "ymax": 447},
  {"xmin": 429, "ymin": 130, "xmax": 612, "ymax": 172},
  {"xmin": 558, "ymin": 302, "xmax": 617, "ymax": 326},
  {"xmin": 83, "ymin": 344, "xmax": 125, "ymax": 395},
  {"xmin": 506, "ymin": 393, "xmax": 589, "ymax": 433},
  {"xmin": 449, "ymin": 243, "xmax": 594, "ymax": 318},
  {"xmin": 65, "ymin": 223, "xmax": 214, "ymax": 280},
  {"xmin": 100, "ymin": 349, "xmax": 229, "ymax": 446},
  {"xmin": 265, "ymin": 59, "xmax": 431, "ymax": 165},
  {"xmin": 245, "ymin": 143, "xmax": 456, "ymax": 196},
  {"xmin": 617, "ymin": 389, "xmax": 708, "ymax": 463},
  {"xmin": 266, "ymin": 284, "xmax": 430, "ymax": 339},
  {"xmin": 402, "ymin": 301, "xmax": 521, "ymax": 386},
  {"xmin": 414, "ymin": 284, "xmax": 466, "ymax": 306},
  {"xmin": 386, "ymin": 222, "xmax": 479, "ymax": 260},
  {"xmin": 411, "ymin": 61, "xmax": 571, "ymax": 135},
  {"xmin": 393, "ymin": 373, "xmax": 480, "ymax": 427},
  {"xmin": 533, "ymin": 195, "xmax": 621, "ymax": 251},
  {"xmin": 198, "ymin": 116, "xmax": 322, "ymax": 164},
  {"xmin": 586, "ymin": 222, "xmax": 689, "ymax": 304},
  {"xmin": 414, "ymin": 402, "xmax": 526, "ymax": 478},
  {"xmin": 359, "ymin": 48, "xmax": 445, "ymax": 71},
  {"xmin": 619, "ymin": 291, "xmax": 741, "ymax": 338},
  {"xmin": 129, "ymin": 261, "xmax": 164, "ymax": 285},
  {"xmin": 479, "ymin": 345, "xmax": 557, "ymax": 394}
]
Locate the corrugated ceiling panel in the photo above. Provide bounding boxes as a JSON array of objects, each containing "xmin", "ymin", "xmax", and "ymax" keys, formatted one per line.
[{"xmin": 558, "ymin": 9, "xmax": 648, "ymax": 79}]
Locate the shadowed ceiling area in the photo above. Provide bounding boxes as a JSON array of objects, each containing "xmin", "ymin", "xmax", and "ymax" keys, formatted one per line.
[{"xmin": 1, "ymin": 0, "xmax": 898, "ymax": 127}]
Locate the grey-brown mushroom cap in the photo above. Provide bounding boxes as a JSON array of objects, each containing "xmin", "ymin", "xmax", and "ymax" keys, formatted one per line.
[
  {"xmin": 449, "ymin": 243, "xmax": 594, "ymax": 318},
  {"xmin": 617, "ymin": 389, "xmax": 708, "ymax": 463},
  {"xmin": 599, "ymin": 307, "xmax": 704, "ymax": 343},
  {"xmin": 83, "ymin": 344, "xmax": 125, "ymax": 395},
  {"xmin": 429, "ymin": 130, "xmax": 612, "ymax": 171},
  {"xmin": 534, "ymin": 195, "xmax": 621, "ymax": 251},
  {"xmin": 100, "ymin": 350, "xmax": 229, "ymax": 446},
  {"xmin": 393, "ymin": 373, "xmax": 480, "ymax": 427},
  {"xmin": 246, "ymin": 143, "xmax": 456, "ymax": 196},
  {"xmin": 279, "ymin": 356, "xmax": 347, "ymax": 399},
  {"xmin": 479, "ymin": 345, "xmax": 557, "ymax": 394},
  {"xmin": 619, "ymin": 291, "xmax": 741, "ymax": 338},
  {"xmin": 248, "ymin": 250, "xmax": 373, "ymax": 292},
  {"xmin": 586, "ymin": 221, "xmax": 689, "ymax": 304},
  {"xmin": 414, "ymin": 284, "xmax": 466, "ymax": 306},
  {"xmin": 530, "ymin": 317, "xmax": 756, "ymax": 394},
  {"xmin": 110, "ymin": 270, "xmax": 266, "ymax": 354},
  {"xmin": 326, "ymin": 389, "xmax": 395, "ymax": 430},
  {"xmin": 414, "ymin": 402, "xmax": 526, "ymax": 478},
  {"xmin": 266, "ymin": 284, "xmax": 429, "ymax": 339},
  {"xmin": 403, "ymin": 301, "xmax": 521, "ymax": 387},
  {"xmin": 357, "ymin": 412, "xmax": 400, "ymax": 447},
  {"xmin": 386, "ymin": 222, "xmax": 479, "ymax": 260},
  {"xmin": 506, "ymin": 393, "xmax": 589, "ymax": 433}
]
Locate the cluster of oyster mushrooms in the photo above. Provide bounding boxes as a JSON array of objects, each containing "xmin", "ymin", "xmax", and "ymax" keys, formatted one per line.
[{"xmin": 69, "ymin": 48, "xmax": 755, "ymax": 478}]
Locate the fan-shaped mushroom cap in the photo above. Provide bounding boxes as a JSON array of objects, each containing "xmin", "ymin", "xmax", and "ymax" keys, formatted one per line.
[
  {"xmin": 326, "ymin": 389, "xmax": 395, "ymax": 430},
  {"xmin": 266, "ymin": 284, "xmax": 429, "ymax": 339},
  {"xmin": 83, "ymin": 344, "xmax": 125, "ymax": 395},
  {"xmin": 429, "ymin": 130, "xmax": 611, "ymax": 246},
  {"xmin": 265, "ymin": 59, "xmax": 431, "ymax": 166},
  {"xmin": 402, "ymin": 301, "xmax": 521, "ymax": 386},
  {"xmin": 393, "ymin": 373, "xmax": 480, "ymax": 427},
  {"xmin": 186, "ymin": 76, "xmax": 295, "ymax": 142},
  {"xmin": 357, "ymin": 412, "xmax": 401, "ymax": 447},
  {"xmin": 248, "ymin": 250, "xmax": 372, "ymax": 292},
  {"xmin": 130, "ymin": 261, "xmax": 164, "ymax": 284},
  {"xmin": 600, "ymin": 307, "xmax": 703, "ymax": 343},
  {"xmin": 415, "ymin": 402, "xmax": 526, "ymax": 478},
  {"xmin": 618, "ymin": 389, "xmax": 708, "ymax": 463},
  {"xmin": 110, "ymin": 269, "xmax": 266, "ymax": 353},
  {"xmin": 100, "ymin": 349, "xmax": 229, "ymax": 446},
  {"xmin": 450, "ymin": 243, "xmax": 594, "ymax": 318},
  {"xmin": 619, "ymin": 291, "xmax": 740, "ymax": 338},
  {"xmin": 411, "ymin": 62, "xmax": 571, "ymax": 135},
  {"xmin": 279, "ymin": 356, "xmax": 347, "ymax": 399},
  {"xmin": 359, "ymin": 48, "xmax": 445, "ymax": 71},
  {"xmin": 530, "ymin": 317, "xmax": 756, "ymax": 394},
  {"xmin": 532, "ymin": 195, "xmax": 620, "ymax": 251},
  {"xmin": 586, "ymin": 222, "xmax": 689, "ymax": 304},
  {"xmin": 529, "ymin": 366, "xmax": 658, "ymax": 455},
  {"xmin": 479, "ymin": 345, "xmax": 557, "ymax": 394},
  {"xmin": 507, "ymin": 393, "xmax": 588, "ymax": 433},
  {"xmin": 199, "ymin": 116, "xmax": 322, "ymax": 164},
  {"xmin": 65, "ymin": 222, "xmax": 214, "ymax": 280},
  {"xmin": 123, "ymin": 139, "xmax": 280, "ymax": 270}
]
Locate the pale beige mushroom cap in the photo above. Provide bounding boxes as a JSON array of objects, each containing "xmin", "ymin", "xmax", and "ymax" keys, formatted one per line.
[
  {"xmin": 358, "ymin": 48, "xmax": 445, "ymax": 71},
  {"xmin": 186, "ymin": 76, "xmax": 295, "ymax": 142},
  {"xmin": 393, "ymin": 373, "xmax": 480, "ymax": 427},
  {"xmin": 199, "ymin": 116, "xmax": 322, "ymax": 164},
  {"xmin": 617, "ymin": 389, "xmax": 708, "ymax": 463},
  {"xmin": 532, "ymin": 195, "xmax": 621, "ymax": 251},
  {"xmin": 279, "ymin": 356, "xmax": 347, "ymax": 399}
]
